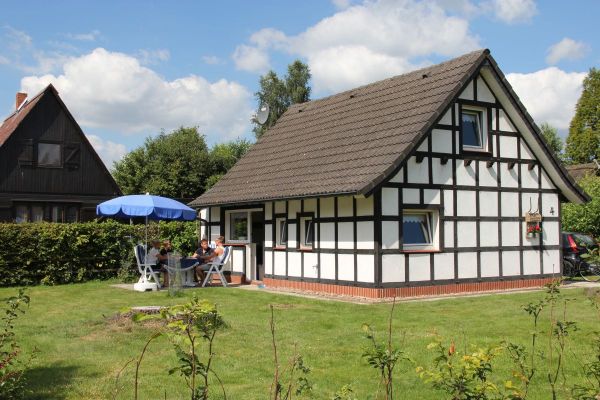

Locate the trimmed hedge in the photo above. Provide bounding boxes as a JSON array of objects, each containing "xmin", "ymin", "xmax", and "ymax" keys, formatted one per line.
[{"xmin": 0, "ymin": 220, "xmax": 199, "ymax": 286}]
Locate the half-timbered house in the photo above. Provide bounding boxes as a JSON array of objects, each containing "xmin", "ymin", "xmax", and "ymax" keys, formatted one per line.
[
  {"xmin": 0, "ymin": 84, "xmax": 121, "ymax": 222},
  {"xmin": 190, "ymin": 49, "xmax": 588, "ymax": 298}
]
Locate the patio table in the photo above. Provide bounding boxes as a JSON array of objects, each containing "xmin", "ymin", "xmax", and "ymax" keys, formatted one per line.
[{"xmin": 166, "ymin": 254, "xmax": 198, "ymax": 288}]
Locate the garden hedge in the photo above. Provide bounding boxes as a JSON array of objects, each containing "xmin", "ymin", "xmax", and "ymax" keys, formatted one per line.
[{"xmin": 0, "ymin": 220, "xmax": 199, "ymax": 286}]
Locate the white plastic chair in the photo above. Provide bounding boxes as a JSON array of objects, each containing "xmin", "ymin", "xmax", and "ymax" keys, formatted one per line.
[
  {"xmin": 133, "ymin": 244, "xmax": 162, "ymax": 290},
  {"xmin": 201, "ymin": 246, "xmax": 232, "ymax": 287}
]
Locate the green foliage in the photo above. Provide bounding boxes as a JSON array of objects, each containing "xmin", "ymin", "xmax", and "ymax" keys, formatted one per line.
[
  {"xmin": 253, "ymin": 60, "xmax": 311, "ymax": 139},
  {"xmin": 332, "ymin": 384, "xmax": 358, "ymax": 400},
  {"xmin": 0, "ymin": 220, "xmax": 198, "ymax": 286},
  {"xmin": 562, "ymin": 174, "xmax": 600, "ymax": 237},
  {"xmin": 539, "ymin": 123, "xmax": 564, "ymax": 161},
  {"xmin": 0, "ymin": 289, "xmax": 35, "ymax": 399},
  {"xmin": 206, "ymin": 138, "xmax": 252, "ymax": 188},
  {"xmin": 566, "ymin": 68, "xmax": 600, "ymax": 163}
]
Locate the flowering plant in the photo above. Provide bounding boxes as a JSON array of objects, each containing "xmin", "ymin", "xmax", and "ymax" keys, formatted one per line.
[{"xmin": 527, "ymin": 224, "xmax": 542, "ymax": 234}]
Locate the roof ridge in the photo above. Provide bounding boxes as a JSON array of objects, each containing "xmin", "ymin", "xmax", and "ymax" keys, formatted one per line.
[{"xmin": 1, "ymin": 84, "xmax": 52, "ymax": 123}]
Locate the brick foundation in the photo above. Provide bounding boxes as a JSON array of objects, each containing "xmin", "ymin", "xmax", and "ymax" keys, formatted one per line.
[
  {"xmin": 262, "ymin": 277, "xmax": 556, "ymax": 299},
  {"xmin": 224, "ymin": 273, "xmax": 245, "ymax": 285}
]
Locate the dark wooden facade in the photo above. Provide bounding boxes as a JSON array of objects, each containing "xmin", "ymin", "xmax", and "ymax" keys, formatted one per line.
[{"xmin": 0, "ymin": 85, "xmax": 121, "ymax": 222}]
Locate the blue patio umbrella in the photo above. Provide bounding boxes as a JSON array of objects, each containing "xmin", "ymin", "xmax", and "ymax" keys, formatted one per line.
[{"xmin": 97, "ymin": 194, "xmax": 197, "ymax": 245}]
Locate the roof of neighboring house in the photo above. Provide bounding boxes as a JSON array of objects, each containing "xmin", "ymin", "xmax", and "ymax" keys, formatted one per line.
[
  {"xmin": 566, "ymin": 163, "xmax": 600, "ymax": 181},
  {"xmin": 0, "ymin": 87, "xmax": 47, "ymax": 147},
  {"xmin": 190, "ymin": 49, "xmax": 588, "ymax": 208}
]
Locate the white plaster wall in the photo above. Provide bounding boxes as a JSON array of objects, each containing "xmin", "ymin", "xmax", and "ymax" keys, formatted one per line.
[
  {"xmin": 431, "ymin": 129, "xmax": 453, "ymax": 153},
  {"xmin": 232, "ymin": 248, "xmax": 245, "ymax": 273},
  {"xmin": 356, "ymin": 221, "xmax": 374, "ymax": 249},
  {"xmin": 457, "ymin": 252, "xmax": 478, "ymax": 278},
  {"xmin": 303, "ymin": 252, "xmax": 319, "ymax": 278},
  {"xmin": 382, "ymin": 254, "xmax": 405, "ymax": 283},
  {"xmin": 501, "ymin": 221, "xmax": 520, "ymax": 246},
  {"xmin": 542, "ymin": 221, "xmax": 560, "ymax": 246},
  {"xmin": 382, "ymin": 221, "xmax": 399, "ymax": 249},
  {"xmin": 479, "ymin": 162, "xmax": 498, "ymax": 187},
  {"xmin": 491, "ymin": 107, "xmax": 497, "ymax": 130},
  {"xmin": 522, "ymin": 168, "xmax": 539, "ymax": 189},
  {"xmin": 480, "ymin": 221, "xmax": 499, "ymax": 247},
  {"xmin": 434, "ymin": 252, "xmax": 454, "ymax": 279},
  {"xmin": 320, "ymin": 223, "xmax": 335, "ymax": 249},
  {"xmin": 520, "ymin": 141, "xmax": 535, "ymax": 160},
  {"xmin": 439, "ymin": 108, "xmax": 452, "ymax": 125},
  {"xmin": 499, "ymin": 109, "xmax": 517, "ymax": 132},
  {"xmin": 417, "ymin": 137, "xmax": 428, "ymax": 152},
  {"xmin": 200, "ymin": 208, "xmax": 207, "ymax": 220},
  {"xmin": 409, "ymin": 254, "xmax": 431, "ymax": 281},
  {"xmin": 444, "ymin": 221, "xmax": 454, "ymax": 248},
  {"xmin": 274, "ymin": 251, "xmax": 286, "ymax": 275},
  {"xmin": 265, "ymin": 224, "xmax": 273, "ymax": 247},
  {"xmin": 320, "ymin": 253, "xmax": 336, "ymax": 280},
  {"xmin": 456, "ymin": 164, "xmax": 476, "ymax": 186},
  {"xmin": 520, "ymin": 193, "xmax": 539, "ymax": 215},
  {"xmin": 540, "ymin": 171, "xmax": 555, "ymax": 189},
  {"xmin": 288, "ymin": 252, "xmax": 302, "ymax": 277},
  {"xmin": 264, "ymin": 203, "xmax": 272, "ymax": 220},
  {"xmin": 403, "ymin": 188, "xmax": 419, "ymax": 204},
  {"xmin": 407, "ymin": 156, "xmax": 429, "ymax": 184},
  {"xmin": 479, "ymin": 191, "xmax": 498, "ymax": 217},
  {"xmin": 543, "ymin": 249, "xmax": 561, "ymax": 274},
  {"xmin": 423, "ymin": 189, "xmax": 440, "ymax": 204},
  {"xmin": 356, "ymin": 196, "xmax": 374, "ymax": 216},
  {"xmin": 288, "ymin": 223, "xmax": 297, "ymax": 248},
  {"xmin": 338, "ymin": 222, "xmax": 354, "ymax": 249},
  {"xmin": 542, "ymin": 193, "xmax": 559, "ymax": 217},
  {"xmin": 432, "ymin": 159, "xmax": 453, "ymax": 185},
  {"xmin": 480, "ymin": 252, "xmax": 500, "ymax": 277},
  {"xmin": 523, "ymin": 250, "xmax": 541, "ymax": 275},
  {"xmin": 338, "ymin": 253, "xmax": 354, "ymax": 281},
  {"xmin": 502, "ymin": 251, "xmax": 521, "ymax": 276},
  {"xmin": 459, "ymin": 80, "xmax": 474, "ymax": 100},
  {"xmin": 338, "ymin": 196, "xmax": 353, "ymax": 217},
  {"xmin": 210, "ymin": 227, "xmax": 221, "ymax": 243},
  {"xmin": 288, "ymin": 200, "xmax": 301, "ymax": 219},
  {"xmin": 357, "ymin": 254, "xmax": 375, "ymax": 282},
  {"xmin": 320, "ymin": 197, "xmax": 335, "ymax": 217},
  {"xmin": 457, "ymin": 221, "xmax": 477, "ymax": 247},
  {"xmin": 501, "ymin": 192, "xmax": 520, "ymax": 216},
  {"xmin": 477, "ymin": 77, "xmax": 495, "ymax": 103},
  {"xmin": 499, "ymin": 136, "xmax": 518, "ymax": 158},
  {"xmin": 389, "ymin": 169, "xmax": 404, "ymax": 183},
  {"xmin": 444, "ymin": 190, "xmax": 454, "ymax": 216},
  {"xmin": 304, "ymin": 198, "xmax": 317, "ymax": 213},
  {"xmin": 456, "ymin": 191, "xmax": 476, "ymax": 216},
  {"xmin": 274, "ymin": 201, "xmax": 285, "ymax": 214},
  {"xmin": 382, "ymin": 188, "xmax": 399, "ymax": 215},
  {"xmin": 210, "ymin": 207, "xmax": 220, "ymax": 222},
  {"xmin": 265, "ymin": 250, "xmax": 273, "ymax": 274},
  {"xmin": 500, "ymin": 164, "xmax": 519, "ymax": 188}
]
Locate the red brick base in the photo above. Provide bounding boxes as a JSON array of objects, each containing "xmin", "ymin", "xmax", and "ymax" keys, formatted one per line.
[
  {"xmin": 225, "ymin": 274, "xmax": 245, "ymax": 285},
  {"xmin": 262, "ymin": 278, "xmax": 556, "ymax": 299}
]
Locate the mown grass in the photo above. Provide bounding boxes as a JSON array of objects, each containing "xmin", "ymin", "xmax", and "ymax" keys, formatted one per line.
[{"xmin": 5, "ymin": 281, "xmax": 598, "ymax": 399}]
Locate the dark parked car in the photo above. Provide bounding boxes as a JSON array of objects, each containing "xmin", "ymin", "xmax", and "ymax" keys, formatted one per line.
[{"xmin": 562, "ymin": 232, "xmax": 600, "ymax": 282}]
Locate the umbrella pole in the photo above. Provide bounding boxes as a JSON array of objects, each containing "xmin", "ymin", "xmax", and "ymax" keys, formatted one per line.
[{"xmin": 145, "ymin": 215, "xmax": 148, "ymax": 248}]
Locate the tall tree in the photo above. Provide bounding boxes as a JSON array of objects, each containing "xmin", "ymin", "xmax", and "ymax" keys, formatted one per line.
[
  {"xmin": 253, "ymin": 60, "xmax": 311, "ymax": 139},
  {"xmin": 539, "ymin": 122, "xmax": 564, "ymax": 160},
  {"xmin": 565, "ymin": 67, "xmax": 600, "ymax": 163},
  {"xmin": 205, "ymin": 138, "xmax": 252, "ymax": 189}
]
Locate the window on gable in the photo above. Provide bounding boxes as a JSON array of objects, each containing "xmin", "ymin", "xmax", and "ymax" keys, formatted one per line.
[
  {"xmin": 461, "ymin": 107, "xmax": 487, "ymax": 151},
  {"xmin": 275, "ymin": 217, "xmax": 287, "ymax": 247},
  {"xmin": 299, "ymin": 216, "xmax": 314, "ymax": 248},
  {"xmin": 38, "ymin": 143, "xmax": 62, "ymax": 167},
  {"xmin": 403, "ymin": 210, "xmax": 439, "ymax": 251}
]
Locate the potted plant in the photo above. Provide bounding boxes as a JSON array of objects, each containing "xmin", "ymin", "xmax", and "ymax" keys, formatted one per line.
[{"xmin": 527, "ymin": 224, "xmax": 541, "ymax": 238}]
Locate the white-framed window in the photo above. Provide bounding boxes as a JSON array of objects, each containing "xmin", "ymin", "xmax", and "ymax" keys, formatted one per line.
[
  {"xmin": 461, "ymin": 107, "xmax": 487, "ymax": 151},
  {"xmin": 275, "ymin": 217, "xmax": 287, "ymax": 247},
  {"xmin": 402, "ymin": 210, "xmax": 439, "ymax": 251},
  {"xmin": 299, "ymin": 215, "xmax": 314, "ymax": 249},
  {"xmin": 37, "ymin": 143, "xmax": 62, "ymax": 167},
  {"xmin": 224, "ymin": 208, "xmax": 261, "ymax": 243}
]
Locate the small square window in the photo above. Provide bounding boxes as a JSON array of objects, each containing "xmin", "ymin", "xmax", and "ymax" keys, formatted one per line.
[
  {"xmin": 461, "ymin": 108, "xmax": 487, "ymax": 150},
  {"xmin": 403, "ymin": 210, "xmax": 439, "ymax": 251},
  {"xmin": 229, "ymin": 212, "xmax": 248, "ymax": 241},
  {"xmin": 275, "ymin": 218, "xmax": 287, "ymax": 247},
  {"xmin": 300, "ymin": 216, "xmax": 314, "ymax": 248},
  {"xmin": 38, "ymin": 143, "xmax": 62, "ymax": 167}
]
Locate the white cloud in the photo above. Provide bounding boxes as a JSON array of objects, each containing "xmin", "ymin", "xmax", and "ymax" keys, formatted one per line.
[
  {"xmin": 232, "ymin": 44, "xmax": 270, "ymax": 73},
  {"xmin": 21, "ymin": 48, "xmax": 252, "ymax": 141},
  {"xmin": 507, "ymin": 67, "xmax": 585, "ymax": 130},
  {"xmin": 4, "ymin": 26, "xmax": 32, "ymax": 50},
  {"xmin": 546, "ymin": 38, "xmax": 588, "ymax": 65},
  {"xmin": 331, "ymin": 0, "xmax": 352, "ymax": 9},
  {"xmin": 66, "ymin": 30, "xmax": 101, "ymax": 41},
  {"xmin": 202, "ymin": 55, "xmax": 222, "ymax": 65},
  {"xmin": 86, "ymin": 134, "xmax": 128, "ymax": 168},
  {"xmin": 136, "ymin": 48, "xmax": 170, "ymax": 65},
  {"xmin": 484, "ymin": 0, "xmax": 537, "ymax": 24}
]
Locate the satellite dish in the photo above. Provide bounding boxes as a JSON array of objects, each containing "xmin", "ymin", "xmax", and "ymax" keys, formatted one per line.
[{"xmin": 255, "ymin": 103, "xmax": 269, "ymax": 125}]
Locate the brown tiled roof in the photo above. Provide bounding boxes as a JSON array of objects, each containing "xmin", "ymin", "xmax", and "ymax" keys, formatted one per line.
[
  {"xmin": 0, "ymin": 85, "xmax": 51, "ymax": 147},
  {"xmin": 191, "ymin": 49, "xmax": 489, "ymax": 207},
  {"xmin": 566, "ymin": 163, "xmax": 599, "ymax": 181}
]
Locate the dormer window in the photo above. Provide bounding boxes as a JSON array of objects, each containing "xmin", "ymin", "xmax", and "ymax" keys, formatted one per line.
[
  {"xmin": 461, "ymin": 107, "xmax": 487, "ymax": 151},
  {"xmin": 38, "ymin": 143, "xmax": 62, "ymax": 167}
]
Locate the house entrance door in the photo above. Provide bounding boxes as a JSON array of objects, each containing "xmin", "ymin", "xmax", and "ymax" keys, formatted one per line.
[{"xmin": 251, "ymin": 211, "xmax": 264, "ymax": 281}]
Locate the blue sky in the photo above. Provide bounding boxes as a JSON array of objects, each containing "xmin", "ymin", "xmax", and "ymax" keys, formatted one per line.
[{"xmin": 0, "ymin": 0, "xmax": 597, "ymax": 167}]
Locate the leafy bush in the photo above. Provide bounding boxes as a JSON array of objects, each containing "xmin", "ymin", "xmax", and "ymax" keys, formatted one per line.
[
  {"xmin": 562, "ymin": 174, "xmax": 600, "ymax": 237},
  {"xmin": 0, "ymin": 220, "xmax": 199, "ymax": 286}
]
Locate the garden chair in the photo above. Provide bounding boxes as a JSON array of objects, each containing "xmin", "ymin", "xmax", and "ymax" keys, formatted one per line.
[
  {"xmin": 201, "ymin": 246, "xmax": 232, "ymax": 287},
  {"xmin": 133, "ymin": 244, "xmax": 162, "ymax": 291}
]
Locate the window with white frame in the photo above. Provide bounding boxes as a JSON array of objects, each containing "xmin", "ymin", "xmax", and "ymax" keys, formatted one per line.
[
  {"xmin": 461, "ymin": 107, "xmax": 487, "ymax": 151},
  {"xmin": 227, "ymin": 211, "xmax": 249, "ymax": 242},
  {"xmin": 275, "ymin": 217, "xmax": 287, "ymax": 247},
  {"xmin": 402, "ymin": 210, "xmax": 439, "ymax": 250},
  {"xmin": 299, "ymin": 215, "xmax": 314, "ymax": 248}
]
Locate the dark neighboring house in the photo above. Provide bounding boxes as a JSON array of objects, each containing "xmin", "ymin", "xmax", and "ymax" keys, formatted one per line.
[
  {"xmin": 566, "ymin": 162, "xmax": 600, "ymax": 181},
  {"xmin": 0, "ymin": 84, "xmax": 122, "ymax": 223}
]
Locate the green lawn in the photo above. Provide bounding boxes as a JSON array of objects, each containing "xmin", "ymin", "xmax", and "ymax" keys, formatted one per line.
[{"xmin": 6, "ymin": 282, "xmax": 599, "ymax": 399}]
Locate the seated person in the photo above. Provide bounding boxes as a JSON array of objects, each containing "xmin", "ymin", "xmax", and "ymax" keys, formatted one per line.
[
  {"xmin": 195, "ymin": 236, "xmax": 225, "ymax": 284},
  {"xmin": 147, "ymin": 240, "xmax": 170, "ymax": 287}
]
